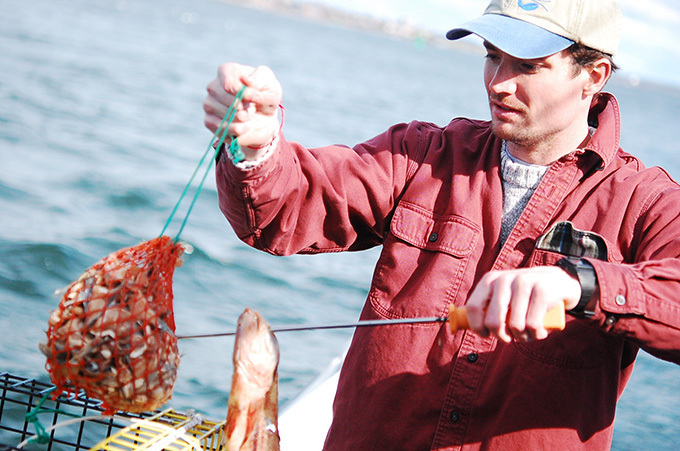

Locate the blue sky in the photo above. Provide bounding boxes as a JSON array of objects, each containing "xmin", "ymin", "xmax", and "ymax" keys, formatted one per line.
[{"xmin": 302, "ymin": 0, "xmax": 680, "ymax": 88}]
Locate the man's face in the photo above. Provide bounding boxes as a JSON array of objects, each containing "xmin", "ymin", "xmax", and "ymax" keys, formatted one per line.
[{"xmin": 483, "ymin": 42, "xmax": 590, "ymax": 157}]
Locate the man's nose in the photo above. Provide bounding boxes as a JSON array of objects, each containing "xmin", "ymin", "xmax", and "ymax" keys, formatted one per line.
[{"xmin": 487, "ymin": 61, "xmax": 517, "ymax": 96}]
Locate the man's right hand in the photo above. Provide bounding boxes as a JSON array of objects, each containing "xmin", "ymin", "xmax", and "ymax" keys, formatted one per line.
[{"xmin": 203, "ymin": 63, "xmax": 283, "ymax": 161}]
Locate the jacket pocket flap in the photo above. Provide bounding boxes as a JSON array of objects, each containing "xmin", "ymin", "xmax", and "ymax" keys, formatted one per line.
[{"xmin": 391, "ymin": 202, "xmax": 479, "ymax": 257}]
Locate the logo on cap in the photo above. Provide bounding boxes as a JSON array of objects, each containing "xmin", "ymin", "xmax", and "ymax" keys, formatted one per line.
[{"xmin": 518, "ymin": 0, "xmax": 550, "ymax": 11}]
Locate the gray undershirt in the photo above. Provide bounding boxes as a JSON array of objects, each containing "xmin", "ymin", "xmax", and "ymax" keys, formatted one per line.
[{"xmin": 500, "ymin": 141, "xmax": 549, "ymax": 245}]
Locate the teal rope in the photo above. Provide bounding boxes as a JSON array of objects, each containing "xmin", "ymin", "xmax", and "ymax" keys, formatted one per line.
[
  {"xmin": 24, "ymin": 387, "xmax": 78, "ymax": 445},
  {"xmin": 160, "ymin": 86, "xmax": 247, "ymax": 240},
  {"xmin": 21, "ymin": 387, "xmax": 116, "ymax": 449}
]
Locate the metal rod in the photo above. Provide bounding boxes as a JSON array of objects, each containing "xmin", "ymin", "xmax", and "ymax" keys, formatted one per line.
[{"xmin": 176, "ymin": 316, "xmax": 448, "ymax": 340}]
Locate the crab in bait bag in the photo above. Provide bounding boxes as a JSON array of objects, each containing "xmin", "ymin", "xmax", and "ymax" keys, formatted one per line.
[{"xmin": 40, "ymin": 236, "xmax": 185, "ymax": 414}]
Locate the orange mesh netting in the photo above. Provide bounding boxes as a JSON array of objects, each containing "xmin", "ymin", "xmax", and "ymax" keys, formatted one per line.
[{"xmin": 40, "ymin": 236, "xmax": 185, "ymax": 414}]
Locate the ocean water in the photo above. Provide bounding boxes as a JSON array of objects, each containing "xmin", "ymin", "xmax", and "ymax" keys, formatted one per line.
[{"xmin": 1, "ymin": 0, "xmax": 679, "ymax": 449}]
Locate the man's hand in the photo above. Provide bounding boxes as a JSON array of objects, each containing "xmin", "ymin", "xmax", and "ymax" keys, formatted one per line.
[
  {"xmin": 203, "ymin": 63, "xmax": 283, "ymax": 160},
  {"xmin": 465, "ymin": 266, "xmax": 581, "ymax": 343}
]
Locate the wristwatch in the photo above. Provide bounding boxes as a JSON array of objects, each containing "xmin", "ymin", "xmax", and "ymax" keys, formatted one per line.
[{"xmin": 556, "ymin": 257, "xmax": 598, "ymax": 318}]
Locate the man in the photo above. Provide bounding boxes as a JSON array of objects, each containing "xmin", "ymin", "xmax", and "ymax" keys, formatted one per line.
[{"xmin": 203, "ymin": 0, "xmax": 680, "ymax": 449}]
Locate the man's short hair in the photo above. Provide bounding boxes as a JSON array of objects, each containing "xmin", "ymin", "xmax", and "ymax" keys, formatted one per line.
[{"xmin": 566, "ymin": 43, "xmax": 619, "ymax": 76}]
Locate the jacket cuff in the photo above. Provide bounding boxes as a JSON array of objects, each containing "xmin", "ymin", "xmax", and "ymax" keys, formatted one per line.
[{"xmin": 216, "ymin": 133, "xmax": 284, "ymax": 184}]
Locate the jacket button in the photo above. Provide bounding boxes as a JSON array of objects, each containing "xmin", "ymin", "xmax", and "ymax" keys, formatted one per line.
[
  {"xmin": 467, "ymin": 353, "xmax": 479, "ymax": 363},
  {"xmin": 449, "ymin": 410, "xmax": 461, "ymax": 422},
  {"xmin": 428, "ymin": 232, "xmax": 439, "ymax": 243},
  {"xmin": 615, "ymin": 294, "xmax": 626, "ymax": 306}
]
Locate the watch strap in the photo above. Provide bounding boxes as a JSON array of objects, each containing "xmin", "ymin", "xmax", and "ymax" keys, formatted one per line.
[{"xmin": 556, "ymin": 257, "xmax": 598, "ymax": 318}]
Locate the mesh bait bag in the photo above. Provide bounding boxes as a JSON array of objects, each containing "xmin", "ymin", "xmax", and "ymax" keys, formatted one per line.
[
  {"xmin": 38, "ymin": 86, "xmax": 248, "ymax": 414},
  {"xmin": 40, "ymin": 236, "xmax": 185, "ymax": 414}
]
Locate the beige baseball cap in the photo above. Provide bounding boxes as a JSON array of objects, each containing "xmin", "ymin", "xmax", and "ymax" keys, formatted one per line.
[{"xmin": 447, "ymin": 0, "xmax": 622, "ymax": 59}]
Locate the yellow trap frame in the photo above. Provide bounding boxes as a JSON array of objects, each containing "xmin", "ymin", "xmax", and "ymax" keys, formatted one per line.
[{"xmin": 91, "ymin": 409, "xmax": 223, "ymax": 451}]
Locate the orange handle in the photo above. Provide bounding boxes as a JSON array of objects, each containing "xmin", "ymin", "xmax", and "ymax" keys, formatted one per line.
[{"xmin": 448, "ymin": 303, "xmax": 566, "ymax": 334}]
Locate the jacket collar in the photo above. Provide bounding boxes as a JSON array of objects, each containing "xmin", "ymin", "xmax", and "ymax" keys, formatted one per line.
[{"xmin": 584, "ymin": 92, "xmax": 622, "ymax": 168}]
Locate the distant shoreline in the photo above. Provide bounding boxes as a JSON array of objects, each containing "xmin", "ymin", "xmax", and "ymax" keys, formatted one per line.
[{"xmin": 213, "ymin": 0, "xmax": 481, "ymax": 53}]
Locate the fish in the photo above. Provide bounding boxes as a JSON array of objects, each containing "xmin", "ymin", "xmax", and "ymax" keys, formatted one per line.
[{"xmin": 222, "ymin": 308, "xmax": 281, "ymax": 451}]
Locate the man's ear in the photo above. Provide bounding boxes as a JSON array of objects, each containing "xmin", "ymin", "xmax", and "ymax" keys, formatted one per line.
[{"xmin": 583, "ymin": 58, "xmax": 612, "ymax": 96}]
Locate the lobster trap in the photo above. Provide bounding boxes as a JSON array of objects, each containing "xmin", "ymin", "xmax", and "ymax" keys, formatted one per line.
[{"xmin": 0, "ymin": 373, "xmax": 224, "ymax": 451}]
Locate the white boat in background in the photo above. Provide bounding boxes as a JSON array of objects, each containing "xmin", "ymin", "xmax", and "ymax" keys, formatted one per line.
[{"xmin": 278, "ymin": 353, "xmax": 344, "ymax": 451}]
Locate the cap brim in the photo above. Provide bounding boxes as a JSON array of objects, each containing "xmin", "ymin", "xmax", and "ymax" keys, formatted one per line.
[{"xmin": 446, "ymin": 14, "xmax": 574, "ymax": 59}]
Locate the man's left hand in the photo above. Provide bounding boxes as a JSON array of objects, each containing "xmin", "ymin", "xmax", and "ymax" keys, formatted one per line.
[{"xmin": 465, "ymin": 266, "xmax": 581, "ymax": 343}]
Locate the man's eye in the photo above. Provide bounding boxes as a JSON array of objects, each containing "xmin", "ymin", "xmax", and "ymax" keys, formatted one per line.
[
  {"xmin": 484, "ymin": 53, "xmax": 500, "ymax": 62},
  {"xmin": 520, "ymin": 62, "xmax": 538, "ymax": 72}
]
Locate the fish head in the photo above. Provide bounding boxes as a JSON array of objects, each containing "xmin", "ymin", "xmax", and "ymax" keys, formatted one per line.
[{"xmin": 232, "ymin": 308, "xmax": 280, "ymax": 394}]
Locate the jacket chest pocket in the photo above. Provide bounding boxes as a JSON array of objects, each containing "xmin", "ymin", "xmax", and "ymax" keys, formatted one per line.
[{"xmin": 368, "ymin": 202, "xmax": 481, "ymax": 319}]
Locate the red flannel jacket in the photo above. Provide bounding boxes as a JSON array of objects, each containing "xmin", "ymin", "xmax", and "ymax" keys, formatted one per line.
[{"xmin": 216, "ymin": 93, "xmax": 680, "ymax": 450}]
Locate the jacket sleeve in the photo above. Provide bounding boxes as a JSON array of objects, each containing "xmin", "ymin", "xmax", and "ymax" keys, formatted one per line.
[
  {"xmin": 214, "ymin": 122, "xmax": 428, "ymax": 256},
  {"xmin": 588, "ymin": 175, "xmax": 680, "ymax": 364}
]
